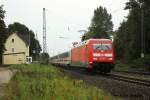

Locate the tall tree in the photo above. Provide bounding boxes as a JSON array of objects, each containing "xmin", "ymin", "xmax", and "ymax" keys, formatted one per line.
[
  {"xmin": 115, "ymin": 0, "xmax": 150, "ymax": 62},
  {"xmin": 82, "ymin": 6, "xmax": 113, "ymax": 41},
  {"xmin": 0, "ymin": 5, "xmax": 7, "ymax": 64},
  {"xmin": 8, "ymin": 22, "xmax": 42, "ymax": 60},
  {"xmin": 29, "ymin": 30, "xmax": 41, "ymax": 60}
]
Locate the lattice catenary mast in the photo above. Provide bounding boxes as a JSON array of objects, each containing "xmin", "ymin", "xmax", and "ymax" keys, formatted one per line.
[{"xmin": 43, "ymin": 8, "xmax": 47, "ymax": 53}]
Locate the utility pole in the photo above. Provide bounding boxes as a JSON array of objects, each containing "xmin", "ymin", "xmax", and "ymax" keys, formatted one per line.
[
  {"xmin": 140, "ymin": 3, "xmax": 144, "ymax": 58},
  {"xmin": 43, "ymin": 8, "xmax": 47, "ymax": 53}
]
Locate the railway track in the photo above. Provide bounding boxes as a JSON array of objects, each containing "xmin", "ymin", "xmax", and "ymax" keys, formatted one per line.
[
  {"xmin": 68, "ymin": 68, "xmax": 150, "ymax": 87},
  {"xmin": 56, "ymin": 65, "xmax": 150, "ymax": 87},
  {"xmin": 56, "ymin": 66, "xmax": 150, "ymax": 99},
  {"xmin": 107, "ymin": 73, "xmax": 150, "ymax": 87},
  {"xmin": 113, "ymin": 70, "xmax": 150, "ymax": 75}
]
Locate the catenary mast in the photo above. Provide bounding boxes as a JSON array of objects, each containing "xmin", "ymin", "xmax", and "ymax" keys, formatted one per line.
[{"xmin": 43, "ymin": 8, "xmax": 47, "ymax": 53}]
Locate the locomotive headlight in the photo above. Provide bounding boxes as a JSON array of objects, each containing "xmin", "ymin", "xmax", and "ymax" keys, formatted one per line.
[
  {"xmin": 89, "ymin": 62, "xmax": 93, "ymax": 64},
  {"xmin": 108, "ymin": 58, "xmax": 112, "ymax": 60}
]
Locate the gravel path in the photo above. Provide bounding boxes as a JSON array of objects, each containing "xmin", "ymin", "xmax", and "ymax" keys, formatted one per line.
[
  {"xmin": 0, "ymin": 67, "xmax": 13, "ymax": 97},
  {"xmin": 62, "ymin": 68, "xmax": 150, "ymax": 100}
]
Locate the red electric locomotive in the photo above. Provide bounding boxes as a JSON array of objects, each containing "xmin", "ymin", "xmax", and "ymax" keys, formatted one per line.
[
  {"xmin": 71, "ymin": 39, "xmax": 115, "ymax": 73},
  {"xmin": 51, "ymin": 39, "xmax": 115, "ymax": 73}
]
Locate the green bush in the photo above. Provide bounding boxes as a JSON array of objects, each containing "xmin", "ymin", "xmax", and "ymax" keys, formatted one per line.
[
  {"xmin": 39, "ymin": 53, "xmax": 49, "ymax": 65},
  {"xmin": 143, "ymin": 55, "xmax": 150, "ymax": 71},
  {"xmin": 132, "ymin": 55, "xmax": 150, "ymax": 71},
  {"xmin": 115, "ymin": 60, "xmax": 132, "ymax": 71},
  {"xmin": 115, "ymin": 54, "xmax": 150, "ymax": 71}
]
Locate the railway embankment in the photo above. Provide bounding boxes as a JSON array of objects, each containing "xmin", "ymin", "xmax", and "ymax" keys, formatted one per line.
[
  {"xmin": 2, "ymin": 64, "xmax": 118, "ymax": 100},
  {"xmin": 62, "ymin": 67, "xmax": 150, "ymax": 100}
]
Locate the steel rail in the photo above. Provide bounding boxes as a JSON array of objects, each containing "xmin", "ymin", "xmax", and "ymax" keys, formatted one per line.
[
  {"xmin": 113, "ymin": 70, "xmax": 150, "ymax": 75},
  {"xmin": 107, "ymin": 73, "xmax": 150, "ymax": 87}
]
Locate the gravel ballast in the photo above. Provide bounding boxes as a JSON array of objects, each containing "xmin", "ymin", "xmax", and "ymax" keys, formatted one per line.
[{"xmin": 62, "ymin": 68, "xmax": 150, "ymax": 100}]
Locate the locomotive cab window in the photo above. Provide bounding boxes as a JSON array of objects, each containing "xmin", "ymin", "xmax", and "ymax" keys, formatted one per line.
[{"xmin": 93, "ymin": 44, "xmax": 112, "ymax": 50}]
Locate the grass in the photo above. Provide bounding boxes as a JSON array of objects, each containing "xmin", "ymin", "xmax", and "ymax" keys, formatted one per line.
[
  {"xmin": 114, "ymin": 60, "xmax": 150, "ymax": 81},
  {"xmin": 114, "ymin": 60, "xmax": 149, "ymax": 72},
  {"xmin": 2, "ymin": 64, "xmax": 118, "ymax": 100}
]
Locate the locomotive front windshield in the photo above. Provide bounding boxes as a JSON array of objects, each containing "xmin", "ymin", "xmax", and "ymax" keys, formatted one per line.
[{"xmin": 93, "ymin": 43, "xmax": 112, "ymax": 50}]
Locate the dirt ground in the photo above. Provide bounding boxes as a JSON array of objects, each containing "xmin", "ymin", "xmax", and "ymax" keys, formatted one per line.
[{"xmin": 0, "ymin": 67, "xmax": 13, "ymax": 97}]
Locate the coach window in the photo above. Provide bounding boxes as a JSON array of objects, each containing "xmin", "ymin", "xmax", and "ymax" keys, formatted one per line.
[{"xmin": 12, "ymin": 39, "xmax": 14, "ymax": 43}]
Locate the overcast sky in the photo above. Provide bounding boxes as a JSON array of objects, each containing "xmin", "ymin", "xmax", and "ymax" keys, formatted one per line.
[{"xmin": 1, "ymin": 0, "xmax": 128, "ymax": 56}]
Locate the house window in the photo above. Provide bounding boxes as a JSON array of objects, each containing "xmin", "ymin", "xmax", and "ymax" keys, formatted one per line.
[
  {"xmin": 12, "ymin": 48, "xmax": 14, "ymax": 52},
  {"xmin": 12, "ymin": 39, "xmax": 14, "ymax": 43}
]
